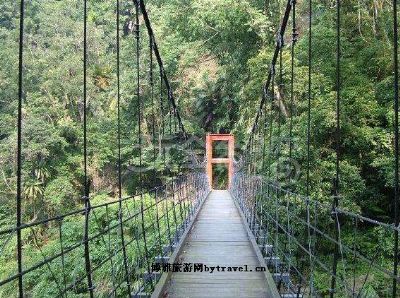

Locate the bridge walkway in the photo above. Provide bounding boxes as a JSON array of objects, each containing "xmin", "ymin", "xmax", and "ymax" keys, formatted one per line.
[{"xmin": 152, "ymin": 190, "xmax": 279, "ymax": 298}]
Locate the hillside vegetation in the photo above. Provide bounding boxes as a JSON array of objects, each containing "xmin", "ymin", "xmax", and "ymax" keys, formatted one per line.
[{"xmin": 0, "ymin": 0, "xmax": 398, "ymax": 296}]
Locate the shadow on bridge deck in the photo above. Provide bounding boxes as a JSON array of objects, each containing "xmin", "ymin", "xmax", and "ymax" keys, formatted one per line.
[{"xmin": 152, "ymin": 190, "xmax": 279, "ymax": 298}]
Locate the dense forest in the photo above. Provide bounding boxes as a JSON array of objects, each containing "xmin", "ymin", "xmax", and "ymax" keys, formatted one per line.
[{"xmin": 0, "ymin": 0, "xmax": 399, "ymax": 296}]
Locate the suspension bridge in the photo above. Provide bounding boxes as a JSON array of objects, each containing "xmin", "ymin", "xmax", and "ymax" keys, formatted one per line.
[{"xmin": 1, "ymin": 0, "xmax": 400, "ymax": 297}]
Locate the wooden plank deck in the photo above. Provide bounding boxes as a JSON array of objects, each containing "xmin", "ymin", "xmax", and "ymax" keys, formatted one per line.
[{"xmin": 154, "ymin": 190, "xmax": 279, "ymax": 298}]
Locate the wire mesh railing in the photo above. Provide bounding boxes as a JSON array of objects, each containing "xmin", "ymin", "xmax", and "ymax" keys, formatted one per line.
[
  {"xmin": 231, "ymin": 173, "xmax": 399, "ymax": 297},
  {"xmin": 243, "ymin": 0, "xmax": 400, "ymax": 296},
  {"xmin": 1, "ymin": 0, "xmax": 201, "ymax": 296},
  {"xmin": 0, "ymin": 172, "xmax": 209, "ymax": 297}
]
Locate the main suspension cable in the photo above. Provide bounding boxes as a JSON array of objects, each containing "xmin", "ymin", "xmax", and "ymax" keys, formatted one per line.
[
  {"xmin": 249, "ymin": 0, "xmax": 293, "ymax": 143},
  {"xmin": 139, "ymin": 0, "xmax": 185, "ymax": 137}
]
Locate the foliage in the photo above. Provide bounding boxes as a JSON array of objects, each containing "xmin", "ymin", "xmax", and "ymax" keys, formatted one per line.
[{"xmin": 0, "ymin": 0, "xmax": 398, "ymax": 296}]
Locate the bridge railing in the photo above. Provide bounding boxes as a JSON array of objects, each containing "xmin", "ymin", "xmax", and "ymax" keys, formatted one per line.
[
  {"xmin": 231, "ymin": 172, "xmax": 399, "ymax": 297},
  {"xmin": 0, "ymin": 172, "xmax": 209, "ymax": 297},
  {"xmin": 1, "ymin": 0, "xmax": 200, "ymax": 296}
]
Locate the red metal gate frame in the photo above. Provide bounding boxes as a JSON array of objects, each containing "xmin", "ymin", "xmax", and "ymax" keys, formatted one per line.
[{"xmin": 206, "ymin": 133, "xmax": 234, "ymax": 189}]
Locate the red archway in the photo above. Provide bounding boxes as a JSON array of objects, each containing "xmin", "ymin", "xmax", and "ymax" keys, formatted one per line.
[{"xmin": 205, "ymin": 133, "xmax": 235, "ymax": 189}]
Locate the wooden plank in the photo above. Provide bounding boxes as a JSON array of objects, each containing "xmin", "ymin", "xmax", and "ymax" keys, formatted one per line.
[{"xmin": 151, "ymin": 190, "xmax": 280, "ymax": 298}]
